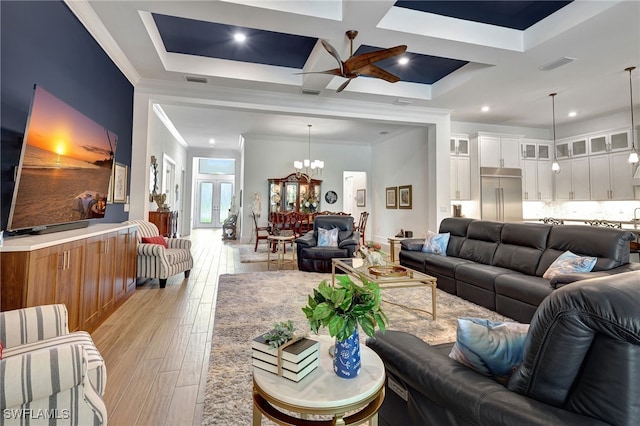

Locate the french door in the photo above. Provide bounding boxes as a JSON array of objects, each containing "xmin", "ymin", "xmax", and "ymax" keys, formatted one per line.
[{"xmin": 195, "ymin": 178, "xmax": 234, "ymax": 228}]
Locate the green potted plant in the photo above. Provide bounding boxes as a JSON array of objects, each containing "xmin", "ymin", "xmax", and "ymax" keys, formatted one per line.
[{"xmin": 302, "ymin": 275, "xmax": 388, "ymax": 378}]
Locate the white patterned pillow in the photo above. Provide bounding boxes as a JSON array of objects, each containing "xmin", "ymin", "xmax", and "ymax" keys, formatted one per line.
[
  {"xmin": 318, "ymin": 228, "xmax": 339, "ymax": 247},
  {"xmin": 543, "ymin": 250, "xmax": 597, "ymax": 279},
  {"xmin": 422, "ymin": 231, "xmax": 450, "ymax": 256}
]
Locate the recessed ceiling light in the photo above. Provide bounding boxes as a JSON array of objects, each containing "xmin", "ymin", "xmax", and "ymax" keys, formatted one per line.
[
  {"xmin": 398, "ymin": 57, "xmax": 409, "ymax": 65},
  {"xmin": 481, "ymin": 106, "xmax": 490, "ymax": 112},
  {"xmin": 568, "ymin": 111, "xmax": 577, "ymax": 117},
  {"xmin": 233, "ymin": 33, "xmax": 246, "ymax": 42},
  {"xmin": 209, "ymin": 138, "xmax": 216, "ymax": 145}
]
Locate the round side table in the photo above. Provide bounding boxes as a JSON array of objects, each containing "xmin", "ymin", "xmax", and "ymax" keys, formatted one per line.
[
  {"xmin": 252, "ymin": 336, "xmax": 385, "ymax": 425},
  {"xmin": 267, "ymin": 235, "xmax": 296, "ymax": 270}
]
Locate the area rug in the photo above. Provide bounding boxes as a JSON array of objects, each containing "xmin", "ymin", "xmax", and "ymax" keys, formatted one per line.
[
  {"xmin": 202, "ymin": 270, "xmax": 511, "ymax": 425},
  {"xmin": 239, "ymin": 243, "xmax": 296, "ymax": 263}
]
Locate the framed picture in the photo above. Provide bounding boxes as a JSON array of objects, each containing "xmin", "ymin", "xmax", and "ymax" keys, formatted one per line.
[
  {"xmin": 113, "ymin": 163, "xmax": 127, "ymax": 203},
  {"xmin": 385, "ymin": 186, "xmax": 397, "ymax": 209},
  {"xmin": 398, "ymin": 185, "xmax": 412, "ymax": 209},
  {"xmin": 106, "ymin": 174, "xmax": 113, "ymax": 204},
  {"xmin": 356, "ymin": 189, "xmax": 366, "ymax": 207}
]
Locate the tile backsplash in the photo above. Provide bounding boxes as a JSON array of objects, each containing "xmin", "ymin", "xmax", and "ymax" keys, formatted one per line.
[{"xmin": 523, "ymin": 200, "xmax": 640, "ymax": 222}]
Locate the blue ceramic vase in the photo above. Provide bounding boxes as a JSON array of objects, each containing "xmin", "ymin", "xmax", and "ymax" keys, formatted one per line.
[{"xmin": 333, "ymin": 328, "xmax": 361, "ymax": 379}]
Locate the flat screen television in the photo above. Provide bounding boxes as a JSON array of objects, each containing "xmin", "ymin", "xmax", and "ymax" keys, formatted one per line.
[{"xmin": 8, "ymin": 85, "xmax": 117, "ymax": 234}]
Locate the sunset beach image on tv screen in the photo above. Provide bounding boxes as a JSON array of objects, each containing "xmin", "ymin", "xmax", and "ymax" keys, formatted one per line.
[{"xmin": 8, "ymin": 85, "xmax": 118, "ymax": 231}]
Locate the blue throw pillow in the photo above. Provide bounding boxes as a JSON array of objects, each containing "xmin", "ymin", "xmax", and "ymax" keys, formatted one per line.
[
  {"xmin": 543, "ymin": 250, "xmax": 597, "ymax": 279},
  {"xmin": 422, "ymin": 232, "xmax": 450, "ymax": 256},
  {"xmin": 449, "ymin": 318, "xmax": 530, "ymax": 383},
  {"xmin": 318, "ymin": 228, "xmax": 339, "ymax": 247}
]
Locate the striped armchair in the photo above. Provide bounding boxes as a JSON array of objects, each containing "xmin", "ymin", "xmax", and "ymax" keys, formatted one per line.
[
  {"xmin": 0, "ymin": 305, "xmax": 107, "ymax": 425},
  {"xmin": 127, "ymin": 220, "xmax": 193, "ymax": 288}
]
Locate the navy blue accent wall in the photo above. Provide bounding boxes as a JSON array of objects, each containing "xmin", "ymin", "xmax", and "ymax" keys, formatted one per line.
[{"xmin": 1, "ymin": 0, "xmax": 134, "ymax": 230}]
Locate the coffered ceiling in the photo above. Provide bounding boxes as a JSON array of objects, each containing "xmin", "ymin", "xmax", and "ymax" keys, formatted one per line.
[{"xmin": 73, "ymin": 0, "xmax": 639, "ymax": 149}]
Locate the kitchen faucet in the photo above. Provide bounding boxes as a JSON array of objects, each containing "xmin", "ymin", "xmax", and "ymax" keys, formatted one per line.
[{"xmin": 634, "ymin": 207, "xmax": 640, "ymax": 229}]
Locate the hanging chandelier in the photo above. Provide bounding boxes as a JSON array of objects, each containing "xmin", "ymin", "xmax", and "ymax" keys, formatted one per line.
[
  {"xmin": 294, "ymin": 124, "xmax": 324, "ymax": 178},
  {"xmin": 550, "ymin": 93, "xmax": 561, "ymax": 174},
  {"xmin": 625, "ymin": 66, "xmax": 638, "ymax": 164}
]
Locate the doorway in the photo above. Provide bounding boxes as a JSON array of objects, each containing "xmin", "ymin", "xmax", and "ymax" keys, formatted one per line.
[{"xmin": 195, "ymin": 178, "xmax": 234, "ymax": 228}]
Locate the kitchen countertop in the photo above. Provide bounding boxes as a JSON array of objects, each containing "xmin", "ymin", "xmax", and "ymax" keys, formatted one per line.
[{"xmin": 524, "ymin": 218, "xmax": 640, "ymax": 235}]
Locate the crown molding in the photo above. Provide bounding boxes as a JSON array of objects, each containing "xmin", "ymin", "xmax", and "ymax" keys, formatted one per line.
[{"xmin": 64, "ymin": 0, "xmax": 141, "ymax": 85}]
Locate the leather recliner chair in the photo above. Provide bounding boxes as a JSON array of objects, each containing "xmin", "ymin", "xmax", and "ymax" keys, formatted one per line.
[
  {"xmin": 366, "ymin": 271, "xmax": 640, "ymax": 426},
  {"xmin": 295, "ymin": 215, "xmax": 359, "ymax": 273}
]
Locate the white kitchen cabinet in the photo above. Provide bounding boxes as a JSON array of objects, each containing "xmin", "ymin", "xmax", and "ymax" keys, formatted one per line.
[
  {"xmin": 450, "ymin": 137, "xmax": 470, "ymax": 156},
  {"xmin": 555, "ymin": 157, "xmax": 590, "ymax": 200},
  {"xmin": 450, "ymin": 156, "xmax": 470, "ymax": 200},
  {"xmin": 478, "ymin": 134, "xmax": 521, "ymax": 168},
  {"xmin": 589, "ymin": 152, "xmax": 636, "ymax": 200},
  {"xmin": 556, "ymin": 138, "xmax": 587, "ymax": 159},
  {"xmin": 522, "ymin": 159, "xmax": 553, "ymax": 201},
  {"xmin": 589, "ymin": 129, "xmax": 631, "ymax": 155}
]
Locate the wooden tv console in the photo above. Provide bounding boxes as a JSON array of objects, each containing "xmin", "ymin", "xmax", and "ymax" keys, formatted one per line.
[{"xmin": 0, "ymin": 223, "xmax": 137, "ymax": 333}]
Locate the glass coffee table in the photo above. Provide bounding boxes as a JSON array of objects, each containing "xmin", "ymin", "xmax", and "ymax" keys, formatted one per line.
[{"xmin": 332, "ymin": 258, "xmax": 437, "ymax": 320}]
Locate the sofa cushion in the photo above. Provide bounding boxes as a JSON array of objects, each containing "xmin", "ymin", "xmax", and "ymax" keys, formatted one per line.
[
  {"xmin": 318, "ymin": 227, "xmax": 339, "ymax": 247},
  {"xmin": 535, "ymin": 225, "xmax": 635, "ymax": 276},
  {"xmin": 449, "ymin": 318, "xmax": 529, "ymax": 383},
  {"xmin": 543, "ymin": 250, "xmax": 596, "ymax": 279},
  {"xmin": 424, "ymin": 255, "xmax": 474, "ymax": 278},
  {"xmin": 439, "ymin": 217, "xmax": 474, "ymax": 257},
  {"xmin": 142, "ymin": 235, "xmax": 168, "ymax": 248},
  {"xmin": 422, "ymin": 232, "xmax": 450, "ymax": 256},
  {"xmin": 493, "ymin": 223, "xmax": 550, "ymax": 275},
  {"xmin": 494, "ymin": 273, "xmax": 554, "ymax": 306},
  {"xmin": 455, "ymin": 263, "xmax": 514, "ymax": 291},
  {"xmin": 458, "ymin": 221, "xmax": 504, "ymax": 264},
  {"xmin": 166, "ymin": 248, "xmax": 192, "ymax": 264}
]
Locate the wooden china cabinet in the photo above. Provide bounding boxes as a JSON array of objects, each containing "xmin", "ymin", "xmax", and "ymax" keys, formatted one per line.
[{"xmin": 268, "ymin": 173, "xmax": 321, "ymax": 222}]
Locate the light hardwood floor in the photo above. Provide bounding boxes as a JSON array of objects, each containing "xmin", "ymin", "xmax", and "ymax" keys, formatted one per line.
[{"xmin": 92, "ymin": 228, "xmax": 269, "ymax": 426}]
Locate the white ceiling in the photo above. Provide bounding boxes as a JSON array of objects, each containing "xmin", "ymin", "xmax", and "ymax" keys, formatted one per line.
[{"xmin": 75, "ymin": 0, "xmax": 640, "ymax": 150}]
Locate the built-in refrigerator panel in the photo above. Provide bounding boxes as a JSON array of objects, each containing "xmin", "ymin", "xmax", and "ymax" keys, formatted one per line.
[{"xmin": 480, "ymin": 168, "xmax": 523, "ymax": 222}]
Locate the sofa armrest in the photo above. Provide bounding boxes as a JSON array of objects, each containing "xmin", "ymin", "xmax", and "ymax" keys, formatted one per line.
[
  {"xmin": 1, "ymin": 344, "xmax": 86, "ymax": 409},
  {"xmin": 549, "ymin": 272, "xmax": 611, "ymax": 289},
  {"xmin": 0, "ymin": 304, "xmax": 69, "ymax": 348},
  {"xmin": 338, "ymin": 235, "xmax": 359, "ymax": 249},
  {"xmin": 167, "ymin": 237, "xmax": 191, "ymax": 250},
  {"xmin": 295, "ymin": 232, "xmax": 317, "ymax": 248},
  {"xmin": 137, "ymin": 242, "xmax": 166, "ymax": 257},
  {"xmin": 400, "ymin": 238, "xmax": 424, "ymax": 251}
]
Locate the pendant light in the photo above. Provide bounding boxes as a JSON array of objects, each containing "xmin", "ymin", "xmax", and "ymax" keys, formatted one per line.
[
  {"xmin": 625, "ymin": 66, "xmax": 638, "ymax": 164},
  {"xmin": 294, "ymin": 124, "xmax": 324, "ymax": 178},
  {"xmin": 550, "ymin": 93, "xmax": 561, "ymax": 174}
]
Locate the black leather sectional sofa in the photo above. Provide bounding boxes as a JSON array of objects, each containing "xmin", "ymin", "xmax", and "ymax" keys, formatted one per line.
[
  {"xmin": 399, "ymin": 217, "xmax": 638, "ymax": 322},
  {"xmin": 366, "ymin": 271, "xmax": 640, "ymax": 426}
]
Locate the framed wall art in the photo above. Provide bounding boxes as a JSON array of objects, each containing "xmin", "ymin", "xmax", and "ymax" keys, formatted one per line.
[
  {"xmin": 113, "ymin": 163, "xmax": 128, "ymax": 203},
  {"xmin": 398, "ymin": 185, "xmax": 412, "ymax": 209},
  {"xmin": 385, "ymin": 186, "xmax": 397, "ymax": 209},
  {"xmin": 356, "ymin": 189, "xmax": 366, "ymax": 207}
]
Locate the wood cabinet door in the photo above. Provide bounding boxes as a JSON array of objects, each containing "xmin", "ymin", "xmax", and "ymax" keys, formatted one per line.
[
  {"xmin": 56, "ymin": 241, "xmax": 84, "ymax": 332},
  {"xmin": 99, "ymin": 233, "xmax": 117, "ymax": 313},
  {"xmin": 609, "ymin": 152, "xmax": 635, "ymax": 200},
  {"xmin": 501, "ymin": 138, "xmax": 521, "ymax": 168},
  {"xmin": 83, "ymin": 236, "xmax": 102, "ymax": 330},
  {"xmin": 480, "ymin": 136, "xmax": 501, "ymax": 168},
  {"xmin": 26, "ymin": 247, "xmax": 58, "ymax": 308},
  {"xmin": 571, "ymin": 157, "xmax": 591, "ymax": 200},
  {"xmin": 126, "ymin": 229, "xmax": 138, "ymax": 294},
  {"xmin": 589, "ymin": 155, "xmax": 611, "ymax": 200},
  {"xmin": 114, "ymin": 229, "xmax": 130, "ymax": 302}
]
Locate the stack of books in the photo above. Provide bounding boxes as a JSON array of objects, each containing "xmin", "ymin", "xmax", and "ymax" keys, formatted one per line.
[{"xmin": 251, "ymin": 334, "xmax": 320, "ymax": 382}]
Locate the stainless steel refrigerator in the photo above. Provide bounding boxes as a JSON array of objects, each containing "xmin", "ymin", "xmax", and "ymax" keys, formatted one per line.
[{"xmin": 480, "ymin": 167, "xmax": 523, "ymax": 222}]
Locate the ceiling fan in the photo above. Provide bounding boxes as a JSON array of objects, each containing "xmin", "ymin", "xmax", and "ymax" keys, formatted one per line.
[{"xmin": 306, "ymin": 30, "xmax": 407, "ymax": 93}]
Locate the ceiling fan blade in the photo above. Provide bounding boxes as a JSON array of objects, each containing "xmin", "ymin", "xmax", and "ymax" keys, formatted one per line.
[
  {"xmin": 356, "ymin": 64, "xmax": 401, "ymax": 83},
  {"xmin": 294, "ymin": 68, "xmax": 342, "ymax": 76},
  {"xmin": 320, "ymin": 39, "xmax": 344, "ymax": 75},
  {"xmin": 336, "ymin": 78, "xmax": 353, "ymax": 93},
  {"xmin": 344, "ymin": 45, "xmax": 407, "ymax": 73}
]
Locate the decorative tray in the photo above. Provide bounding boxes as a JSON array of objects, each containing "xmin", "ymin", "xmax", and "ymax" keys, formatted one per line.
[{"xmin": 368, "ymin": 265, "xmax": 408, "ymax": 277}]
